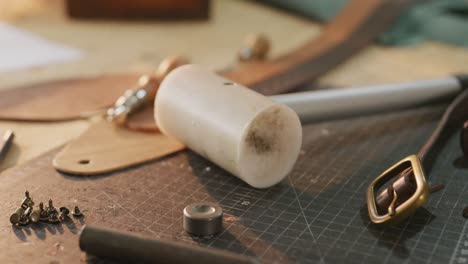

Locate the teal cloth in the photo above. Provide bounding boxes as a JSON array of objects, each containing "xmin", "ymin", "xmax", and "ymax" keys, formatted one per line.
[{"xmin": 260, "ymin": 0, "xmax": 468, "ymax": 47}]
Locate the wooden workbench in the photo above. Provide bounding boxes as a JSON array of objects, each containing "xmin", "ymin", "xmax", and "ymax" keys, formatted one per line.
[{"xmin": 1, "ymin": 1, "xmax": 468, "ymax": 263}]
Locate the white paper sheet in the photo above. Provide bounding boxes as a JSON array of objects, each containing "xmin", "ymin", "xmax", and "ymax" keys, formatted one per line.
[{"xmin": 0, "ymin": 23, "xmax": 83, "ymax": 73}]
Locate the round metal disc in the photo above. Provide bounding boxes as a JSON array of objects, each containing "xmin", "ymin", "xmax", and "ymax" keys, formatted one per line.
[
  {"xmin": 30, "ymin": 210, "xmax": 40, "ymax": 223},
  {"xmin": 9, "ymin": 213, "xmax": 20, "ymax": 225},
  {"xmin": 183, "ymin": 202, "xmax": 223, "ymax": 236},
  {"xmin": 9, "ymin": 208, "xmax": 24, "ymax": 225}
]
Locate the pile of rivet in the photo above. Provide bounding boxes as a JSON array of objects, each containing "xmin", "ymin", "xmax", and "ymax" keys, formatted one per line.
[{"xmin": 10, "ymin": 191, "xmax": 83, "ymax": 226}]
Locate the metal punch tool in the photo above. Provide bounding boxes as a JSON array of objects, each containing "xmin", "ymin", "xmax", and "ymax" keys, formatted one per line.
[
  {"xmin": 106, "ymin": 75, "xmax": 156, "ymax": 125},
  {"xmin": 106, "ymin": 56, "xmax": 189, "ymax": 125}
]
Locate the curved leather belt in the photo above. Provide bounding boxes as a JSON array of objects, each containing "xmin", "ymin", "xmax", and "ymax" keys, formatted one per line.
[{"xmin": 367, "ymin": 76, "xmax": 468, "ymax": 225}]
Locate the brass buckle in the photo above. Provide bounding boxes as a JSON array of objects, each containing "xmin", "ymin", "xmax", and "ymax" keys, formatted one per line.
[{"xmin": 366, "ymin": 155, "xmax": 430, "ymax": 225}]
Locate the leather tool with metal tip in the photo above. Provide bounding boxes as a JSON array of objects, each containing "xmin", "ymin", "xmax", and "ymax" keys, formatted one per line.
[
  {"xmin": 367, "ymin": 75, "xmax": 468, "ymax": 225},
  {"xmin": 106, "ymin": 75, "xmax": 158, "ymax": 125},
  {"xmin": 106, "ymin": 56, "xmax": 189, "ymax": 125},
  {"xmin": 183, "ymin": 202, "xmax": 223, "ymax": 236},
  {"xmin": 0, "ymin": 130, "xmax": 14, "ymax": 165}
]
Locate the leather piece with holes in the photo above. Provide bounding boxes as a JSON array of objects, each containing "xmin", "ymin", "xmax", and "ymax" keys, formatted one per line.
[{"xmin": 53, "ymin": 121, "xmax": 184, "ymax": 175}]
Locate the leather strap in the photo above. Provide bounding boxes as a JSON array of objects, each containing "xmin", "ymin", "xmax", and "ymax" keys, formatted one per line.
[
  {"xmin": 462, "ymin": 121, "xmax": 468, "ymax": 155},
  {"xmin": 376, "ymin": 84, "xmax": 468, "ymax": 211}
]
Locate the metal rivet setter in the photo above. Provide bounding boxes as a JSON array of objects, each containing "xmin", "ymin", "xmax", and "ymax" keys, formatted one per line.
[
  {"xmin": 183, "ymin": 202, "xmax": 223, "ymax": 236},
  {"xmin": 106, "ymin": 55, "xmax": 189, "ymax": 125}
]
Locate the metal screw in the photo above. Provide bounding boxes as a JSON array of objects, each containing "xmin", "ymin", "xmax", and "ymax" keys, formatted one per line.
[
  {"xmin": 47, "ymin": 199, "xmax": 57, "ymax": 214},
  {"xmin": 21, "ymin": 190, "xmax": 34, "ymax": 209},
  {"xmin": 18, "ymin": 207, "xmax": 32, "ymax": 225},
  {"xmin": 59, "ymin": 207, "xmax": 70, "ymax": 220},
  {"xmin": 38, "ymin": 202, "xmax": 49, "ymax": 221},
  {"xmin": 47, "ymin": 199, "xmax": 59, "ymax": 223},
  {"xmin": 72, "ymin": 206, "xmax": 83, "ymax": 217},
  {"xmin": 48, "ymin": 213, "xmax": 60, "ymax": 223}
]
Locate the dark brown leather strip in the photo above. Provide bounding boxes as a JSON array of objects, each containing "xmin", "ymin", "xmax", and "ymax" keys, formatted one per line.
[
  {"xmin": 462, "ymin": 121, "xmax": 468, "ymax": 155},
  {"xmin": 227, "ymin": 0, "xmax": 413, "ymax": 95},
  {"xmin": 125, "ymin": 0, "xmax": 413, "ymax": 132}
]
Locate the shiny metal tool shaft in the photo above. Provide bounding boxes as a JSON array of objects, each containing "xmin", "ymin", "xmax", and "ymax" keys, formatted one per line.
[
  {"xmin": 271, "ymin": 75, "xmax": 468, "ymax": 123},
  {"xmin": 106, "ymin": 75, "xmax": 156, "ymax": 125}
]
